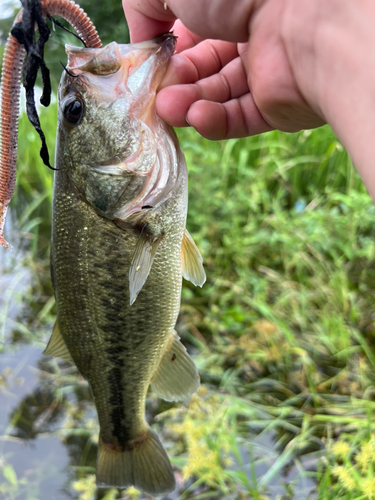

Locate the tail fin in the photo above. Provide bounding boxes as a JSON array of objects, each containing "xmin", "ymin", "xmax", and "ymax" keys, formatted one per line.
[{"xmin": 96, "ymin": 427, "xmax": 176, "ymax": 495}]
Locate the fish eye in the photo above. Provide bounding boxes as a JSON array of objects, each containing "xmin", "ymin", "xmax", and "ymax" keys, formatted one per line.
[{"xmin": 63, "ymin": 95, "xmax": 85, "ymax": 125}]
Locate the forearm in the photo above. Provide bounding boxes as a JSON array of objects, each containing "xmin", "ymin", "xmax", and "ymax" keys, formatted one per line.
[{"xmin": 283, "ymin": 0, "xmax": 375, "ymax": 199}]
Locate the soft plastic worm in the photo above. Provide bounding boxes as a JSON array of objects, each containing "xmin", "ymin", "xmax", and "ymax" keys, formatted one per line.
[{"xmin": 0, "ymin": 0, "xmax": 102, "ymax": 249}]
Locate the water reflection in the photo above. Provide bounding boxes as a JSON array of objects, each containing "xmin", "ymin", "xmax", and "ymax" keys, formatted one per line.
[
  {"xmin": 9, "ymin": 387, "xmax": 64, "ymax": 440},
  {"xmin": 0, "ymin": 329, "xmax": 318, "ymax": 499},
  {"xmin": 0, "ymin": 348, "xmax": 69, "ymax": 499},
  {"xmin": 0, "ymin": 223, "xmax": 318, "ymax": 500}
]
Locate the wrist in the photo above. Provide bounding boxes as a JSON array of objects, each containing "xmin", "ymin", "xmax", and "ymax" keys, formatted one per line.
[{"xmin": 283, "ymin": 0, "xmax": 375, "ymax": 199}]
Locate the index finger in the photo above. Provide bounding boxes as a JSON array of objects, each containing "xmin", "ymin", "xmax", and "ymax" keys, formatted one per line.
[{"xmin": 122, "ymin": 0, "xmax": 176, "ymax": 42}]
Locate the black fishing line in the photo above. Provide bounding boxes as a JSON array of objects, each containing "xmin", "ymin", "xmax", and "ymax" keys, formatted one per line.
[
  {"xmin": 11, "ymin": 0, "xmax": 54, "ymax": 169},
  {"xmin": 10, "ymin": 0, "xmax": 86, "ymax": 171},
  {"xmin": 60, "ymin": 62, "xmax": 79, "ymax": 78},
  {"xmin": 10, "ymin": 1, "xmax": 91, "ymax": 171},
  {"xmin": 47, "ymin": 15, "xmax": 86, "ymax": 46}
]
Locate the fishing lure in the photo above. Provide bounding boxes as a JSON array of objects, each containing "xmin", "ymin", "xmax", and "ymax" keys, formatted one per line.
[{"xmin": 0, "ymin": 0, "xmax": 102, "ymax": 249}]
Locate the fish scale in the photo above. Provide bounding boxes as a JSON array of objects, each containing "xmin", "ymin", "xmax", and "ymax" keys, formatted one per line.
[
  {"xmin": 0, "ymin": 2, "xmax": 206, "ymax": 494},
  {"xmin": 45, "ymin": 34, "xmax": 205, "ymax": 494},
  {"xmin": 52, "ymin": 181, "xmax": 182, "ymax": 439}
]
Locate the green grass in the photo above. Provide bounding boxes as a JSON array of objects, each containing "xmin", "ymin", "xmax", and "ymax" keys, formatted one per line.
[{"xmin": 1, "ymin": 102, "xmax": 375, "ymax": 499}]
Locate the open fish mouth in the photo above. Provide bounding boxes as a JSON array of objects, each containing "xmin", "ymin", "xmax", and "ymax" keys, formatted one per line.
[
  {"xmin": 65, "ymin": 33, "xmax": 177, "ymax": 100},
  {"xmin": 56, "ymin": 33, "xmax": 180, "ymax": 222},
  {"xmin": 1, "ymin": 1, "xmax": 204, "ymax": 494},
  {"xmin": 51, "ymin": 29, "xmax": 204, "ymax": 495}
]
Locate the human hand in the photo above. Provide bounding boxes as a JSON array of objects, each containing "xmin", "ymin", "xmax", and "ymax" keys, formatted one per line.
[{"xmin": 122, "ymin": 0, "xmax": 326, "ymax": 140}]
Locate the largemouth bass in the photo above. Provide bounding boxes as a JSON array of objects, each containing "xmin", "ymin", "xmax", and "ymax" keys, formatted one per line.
[{"xmin": 44, "ymin": 35, "xmax": 206, "ymax": 494}]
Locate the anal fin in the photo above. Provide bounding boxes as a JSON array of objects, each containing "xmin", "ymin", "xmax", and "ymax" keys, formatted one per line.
[
  {"xmin": 181, "ymin": 229, "xmax": 206, "ymax": 287},
  {"xmin": 129, "ymin": 227, "xmax": 163, "ymax": 305},
  {"xmin": 43, "ymin": 320, "xmax": 74, "ymax": 364},
  {"xmin": 151, "ymin": 330, "xmax": 200, "ymax": 402}
]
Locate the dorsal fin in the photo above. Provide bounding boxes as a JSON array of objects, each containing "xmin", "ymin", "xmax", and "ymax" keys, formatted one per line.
[
  {"xmin": 129, "ymin": 227, "xmax": 164, "ymax": 305},
  {"xmin": 181, "ymin": 229, "xmax": 206, "ymax": 287}
]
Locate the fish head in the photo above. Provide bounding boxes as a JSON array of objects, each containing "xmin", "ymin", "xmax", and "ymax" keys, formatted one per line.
[{"xmin": 56, "ymin": 35, "xmax": 184, "ymax": 219}]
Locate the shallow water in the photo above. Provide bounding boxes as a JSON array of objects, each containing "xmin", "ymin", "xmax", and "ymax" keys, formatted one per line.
[
  {"xmin": 0, "ymin": 215, "xmax": 318, "ymax": 500},
  {"xmin": 0, "ymin": 347, "xmax": 70, "ymax": 499}
]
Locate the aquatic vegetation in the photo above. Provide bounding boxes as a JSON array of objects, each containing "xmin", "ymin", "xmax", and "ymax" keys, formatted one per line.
[{"xmin": 1, "ymin": 95, "xmax": 375, "ymax": 499}]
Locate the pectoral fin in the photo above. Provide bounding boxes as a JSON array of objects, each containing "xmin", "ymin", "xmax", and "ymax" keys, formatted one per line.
[
  {"xmin": 129, "ymin": 228, "xmax": 163, "ymax": 306},
  {"xmin": 43, "ymin": 320, "xmax": 74, "ymax": 363},
  {"xmin": 151, "ymin": 330, "xmax": 200, "ymax": 401},
  {"xmin": 181, "ymin": 229, "xmax": 206, "ymax": 287}
]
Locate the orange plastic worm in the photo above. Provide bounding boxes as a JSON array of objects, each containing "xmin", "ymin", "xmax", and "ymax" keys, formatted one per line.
[{"xmin": 0, "ymin": 0, "xmax": 102, "ymax": 249}]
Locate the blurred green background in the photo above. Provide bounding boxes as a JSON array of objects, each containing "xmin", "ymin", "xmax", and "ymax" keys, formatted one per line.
[{"xmin": 1, "ymin": 1, "xmax": 375, "ymax": 500}]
